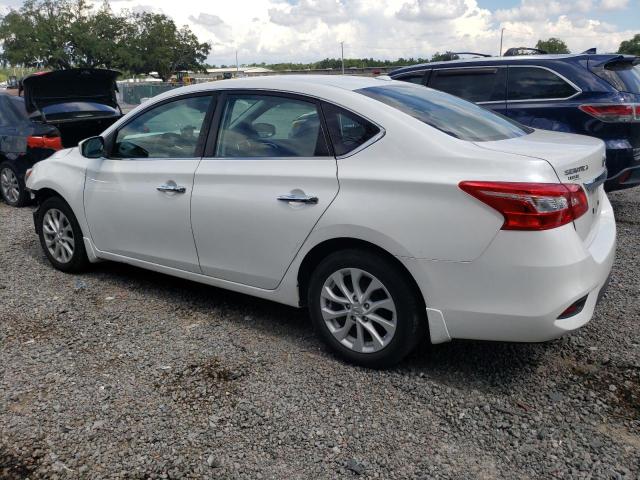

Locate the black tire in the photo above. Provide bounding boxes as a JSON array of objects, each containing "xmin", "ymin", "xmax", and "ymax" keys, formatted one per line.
[
  {"xmin": 307, "ymin": 249, "xmax": 426, "ymax": 368},
  {"xmin": 37, "ymin": 196, "xmax": 90, "ymax": 273},
  {"xmin": 0, "ymin": 161, "xmax": 29, "ymax": 207}
]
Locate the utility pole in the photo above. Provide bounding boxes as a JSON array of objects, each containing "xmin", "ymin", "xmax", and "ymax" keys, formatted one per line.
[
  {"xmin": 499, "ymin": 28, "xmax": 505, "ymax": 56},
  {"xmin": 235, "ymin": 50, "xmax": 239, "ymax": 75},
  {"xmin": 340, "ymin": 42, "xmax": 345, "ymax": 75}
]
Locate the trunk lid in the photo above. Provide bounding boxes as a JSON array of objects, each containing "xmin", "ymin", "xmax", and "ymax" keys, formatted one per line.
[
  {"xmin": 20, "ymin": 68, "xmax": 121, "ymax": 115},
  {"xmin": 474, "ymin": 129, "xmax": 607, "ymax": 242}
]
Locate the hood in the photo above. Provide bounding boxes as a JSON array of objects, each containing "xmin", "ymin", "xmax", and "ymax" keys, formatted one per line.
[{"xmin": 20, "ymin": 68, "xmax": 121, "ymax": 114}]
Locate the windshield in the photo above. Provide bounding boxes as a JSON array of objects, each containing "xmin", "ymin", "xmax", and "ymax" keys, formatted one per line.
[{"xmin": 357, "ymin": 83, "xmax": 531, "ymax": 142}]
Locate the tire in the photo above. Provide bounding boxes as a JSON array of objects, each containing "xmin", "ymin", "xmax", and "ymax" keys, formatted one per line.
[
  {"xmin": 37, "ymin": 196, "xmax": 90, "ymax": 273},
  {"xmin": 308, "ymin": 249, "xmax": 426, "ymax": 368},
  {"xmin": 0, "ymin": 162, "xmax": 29, "ymax": 207}
]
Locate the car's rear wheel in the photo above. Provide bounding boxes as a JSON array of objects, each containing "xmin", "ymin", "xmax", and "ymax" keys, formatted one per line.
[
  {"xmin": 0, "ymin": 162, "xmax": 29, "ymax": 207},
  {"xmin": 38, "ymin": 196, "xmax": 89, "ymax": 272},
  {"xmin": 308, "ymin": 249, "xmax": 426, "ymax": 368}
]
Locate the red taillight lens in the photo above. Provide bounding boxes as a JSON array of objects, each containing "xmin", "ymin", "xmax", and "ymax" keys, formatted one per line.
[
  {"xmin": 459, "ymin": 181, "xmax": 589, "ymax": 231},
  {"xmin": 579, "ymin": 104, "xmax": 639, "ymax": 123},
  {"xmin": 27, "ymin": 135, "xmax": 63, "ymax": 151}
]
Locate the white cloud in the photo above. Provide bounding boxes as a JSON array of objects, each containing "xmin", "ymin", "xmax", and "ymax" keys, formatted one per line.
[
  {"xmin": 94, "ymin": 0, "xmax": 634, "ymax": 64},
  {"xmin": 599, "ymin": 0, "xmax": 629, "ymax": 9},
  {"xmin": 396, "ymin": 0, "xmax": 468, "ymax": 21}
]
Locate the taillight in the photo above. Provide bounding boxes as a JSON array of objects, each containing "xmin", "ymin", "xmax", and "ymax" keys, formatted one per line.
[
  {"xmin": 579, "ymin": 104, "xmax": 639, "ymax": 123},
  {"xmin": 27, "ymin": 134, "xmax": 63, "ymax": 151},
  {"xmin": 459, "ymin": 181, "xmax": 589, "ymax": 231}
]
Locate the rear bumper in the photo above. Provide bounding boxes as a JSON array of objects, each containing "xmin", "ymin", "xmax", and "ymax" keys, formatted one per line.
[
  {"xmin": 400, "ymin": 195, "xmax": 616, "ymax": 343},
  {"xmin": 604, "ymin": 144, "xmax": 640, "ymax": 191}
]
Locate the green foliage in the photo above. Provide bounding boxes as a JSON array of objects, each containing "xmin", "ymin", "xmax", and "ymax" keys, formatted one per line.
[
  {"xmin": 0, "ymin": 0, "xmax": 210, "ymax": 79},
  {"xmin": 535, "ymin": 38, "xmax": 570, "ymax": 54},
  {"xmin": 618, "ymin": 34, "xmax": 640, "ymax": 56},
  {"xmin": 240, "ymin": 57, "xmax": 432, "ymax": 72},
  {"xmin": 429, "ymin": 52, "xmax": 459, "ymax": 62}
]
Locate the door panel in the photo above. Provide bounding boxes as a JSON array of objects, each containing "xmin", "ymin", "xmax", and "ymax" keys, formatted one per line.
[
  {"xmin": 191, "ymin": 159, "xmax": 338, "ymax": 288},
  {"xmin": 85, "ymin": 159, "xmax": 201, "ymax": 271},
  {"xmin": 192, "ymin": 92, "xmax": 339, "ymax": 289},
  {"xmin": 84, "ymin": 94, "xmax": 214, "ymax": 272}
]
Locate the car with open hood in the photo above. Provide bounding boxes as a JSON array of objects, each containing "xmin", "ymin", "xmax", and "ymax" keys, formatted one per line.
[{"xmin": 0, "ymin": 68, "xmax": 121, "ymax": 206}]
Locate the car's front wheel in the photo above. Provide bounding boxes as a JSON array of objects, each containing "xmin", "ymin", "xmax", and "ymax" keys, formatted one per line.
[
  {"xmin": 37, "ymin": 196, "xmax": 90, "ymax": 272},
  {"xmin": 0, "ymin": 162, "xmax": 29, "ymax": 207},
  {"xmin": 308, "ymin": 249, "xmax": 426, "ymax": 368}
]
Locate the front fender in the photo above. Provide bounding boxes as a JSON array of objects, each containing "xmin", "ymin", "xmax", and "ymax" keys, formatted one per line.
[{"xmin": 26, "ymin": 148, "xmax": 89, "ymax": 236}]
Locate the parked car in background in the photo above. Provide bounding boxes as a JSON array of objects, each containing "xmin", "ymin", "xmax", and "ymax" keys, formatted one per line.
[
  {"xmin": 26, "ymin": 76, "xmax": 615, "ymax": 367},
  {"xmin": 390, "ymin": 53, "xmax": 640, "ymax": 191},
  {"xmin": 0, "ymin": 69, "xmax": 122, "ymax": 206}
]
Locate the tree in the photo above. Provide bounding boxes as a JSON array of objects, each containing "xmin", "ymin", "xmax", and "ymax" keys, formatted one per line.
[
  {"xmin": 430, "ymin": 52, "xmax": 459, "ymax": 62},
  {"xmin": 0, "ymin": 0, "xmax": 210, "ymax": 77},
  {"xmin": 535, "ymin": 38, "xmax": 570, "ymax": 54},
  {"xmin": 125, "ymin": 12, "xmax": 210, "ymax": 81},
  {"xmin": 618, "ymin": 34, "xmax": 640, "ymax": 56}
]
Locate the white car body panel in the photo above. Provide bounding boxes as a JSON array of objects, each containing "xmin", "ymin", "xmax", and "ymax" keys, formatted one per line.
[
  {"xmin": 83, "ymin": 158, "xmax": 201, "ymax": 272},
  {"xmin": 26, "ymin": 75, "xmax": 617, "ymax": 345},
  {"xmin": 191, "ymin": 158, "xmax": 339, "ymax": 289}
]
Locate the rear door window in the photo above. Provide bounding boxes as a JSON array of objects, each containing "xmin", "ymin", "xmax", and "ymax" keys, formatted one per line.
[
  {"xmin": 322, "ymin": 103, "xmax": 380, "ymax": 156},
  {"xmin": 429, "ymin": 68, "xmax": 507, "ymax": 102},
  {"xmin": 215, "ymin": 94, "xmax": 330, "ymax": 158},
  {"xmin": 508, "ymin": 67, "xmax": 578, "ymax": 100}
]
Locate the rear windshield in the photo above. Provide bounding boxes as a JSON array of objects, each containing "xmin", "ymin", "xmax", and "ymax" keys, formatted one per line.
[
  {"xmin": 357, "ymin": 83, "xmax": 531, "ymax": 142},
  {"xmin": 593, "ymin": 61, "xmax": 640, "ymax": 94}
]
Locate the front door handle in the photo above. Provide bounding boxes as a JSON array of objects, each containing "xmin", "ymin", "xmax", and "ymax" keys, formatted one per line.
[
  {"xmin": 277, "ymin": 194, "xmax": 319, "ymax": 204},
  {"xmin": 157, "ymin": 184, "xmax": 186, "ymax": 194}
]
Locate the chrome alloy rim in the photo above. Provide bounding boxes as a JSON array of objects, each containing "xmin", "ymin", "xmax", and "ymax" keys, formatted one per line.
[
  {"xmin": 42, "ymin": 209, "xmax": 75, "ymax": 264},
  {"xmin": 0, "ymin": 167, "xmax": 20, "ymax": 204},
  {"xmin": 320, "ymin": 268, "xmax": 397, "ymax": 354}
]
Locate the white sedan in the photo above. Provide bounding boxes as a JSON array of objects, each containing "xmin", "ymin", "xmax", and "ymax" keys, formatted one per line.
[{"xmin": 26, "ymin": 75, "xmax": 616, "ymax": 367}]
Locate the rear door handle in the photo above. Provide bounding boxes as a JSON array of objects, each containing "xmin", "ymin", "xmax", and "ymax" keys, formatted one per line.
[
  {"xmin": 277, "ymin": 194, "xmax": 319, "ymax": 204},
  {"xmin": 157, "ymin": 184, "xmax": 186, "ymax": 193}
]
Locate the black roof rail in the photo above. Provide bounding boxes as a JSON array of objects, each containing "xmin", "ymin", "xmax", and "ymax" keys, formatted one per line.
[
  {"xmin": 450, "ymin": 52, "xmax": 492, "ymax": 58},
  {"xmin": 582, "ymin": 48, "xmax": 597, "ymax": 54},
  {"xmin": 503, "ymin": 47, "xmax": 548, "ymax": 56}
]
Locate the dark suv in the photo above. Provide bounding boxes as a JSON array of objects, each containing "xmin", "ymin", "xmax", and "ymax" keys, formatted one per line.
[{"xmin": 390, "ymin": 53, "xmax": 640, "ymax": 191}]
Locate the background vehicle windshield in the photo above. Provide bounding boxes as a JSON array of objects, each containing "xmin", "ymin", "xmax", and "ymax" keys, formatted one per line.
[{"xmin": 357, "ymin": 83, "xmax": 531, "ymax": 142}]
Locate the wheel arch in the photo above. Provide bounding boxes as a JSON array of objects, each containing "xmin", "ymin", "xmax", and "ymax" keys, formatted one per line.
[{"xmin": 296, "ymin": 237, "xmax": 427, "ymax": 311}]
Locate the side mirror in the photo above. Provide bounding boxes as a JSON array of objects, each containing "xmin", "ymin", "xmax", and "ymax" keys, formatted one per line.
[
  {"xmin": 254, "ymin": 122, "xmax": 276, "ymax": 139},
  {"xmin": 80, "ymin": 136, "xmax": 105, "ymax": 159}
]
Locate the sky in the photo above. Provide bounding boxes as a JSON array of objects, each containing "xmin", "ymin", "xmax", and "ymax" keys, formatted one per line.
[{"xmin": 0, "ymin": 0, "xmax": 638, "ymax": 65}]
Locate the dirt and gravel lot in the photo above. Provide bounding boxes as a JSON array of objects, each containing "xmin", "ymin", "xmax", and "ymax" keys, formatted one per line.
[{"xmin": 1, "ymin": 188, "xmax": 638, "ymax": 479}]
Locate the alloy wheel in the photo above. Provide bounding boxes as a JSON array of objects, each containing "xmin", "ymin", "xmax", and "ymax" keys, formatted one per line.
[
  {"xmin": 42, "ymin": 208, "xmax": 75, "ymax": 264},
  {"xmin": 320, "ymin": 268, "xmax": 397, "ymax": 354},
  {"xmin": 0, "ymin": 167, "xmax": 20, "ymax": 204}
]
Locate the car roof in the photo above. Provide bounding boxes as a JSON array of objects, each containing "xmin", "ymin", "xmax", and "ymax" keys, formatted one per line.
[
  {"xmin": 144, "ymin": 75, "xmax": 395, "ymax": 107},
  {"xmin": 390, "ymin": 53, "xmax": 638, "ymax": 75}
]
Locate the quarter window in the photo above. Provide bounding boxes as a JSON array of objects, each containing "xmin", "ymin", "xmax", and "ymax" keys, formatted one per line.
[
  {"xmin": 508, "ymin": 67, "xmax": 577, "ymax": 101},
  {"xmin": 113, "ymin": 95, "xmax": 212, "ymax": 158},
  {"xmin": 429, "ymin": 68, "xmax": 507, "ymax": 103},
  {"xmin": 322, "ymin": 103, "xmax": 380, "ymax": 156},
  {"xmin": 215, "ymin": 94, "xmax": 329, "ymax": 157}
]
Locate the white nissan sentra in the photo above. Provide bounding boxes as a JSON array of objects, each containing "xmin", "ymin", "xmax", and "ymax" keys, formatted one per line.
[{"xmin": 26, "ymin": 75, "xmax": 616, "ymax": 367}]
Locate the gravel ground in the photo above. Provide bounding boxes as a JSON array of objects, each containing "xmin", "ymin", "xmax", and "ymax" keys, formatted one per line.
[{"xmin": 1, "ymin": 189, "xmax": 638, "ymax": 479}]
